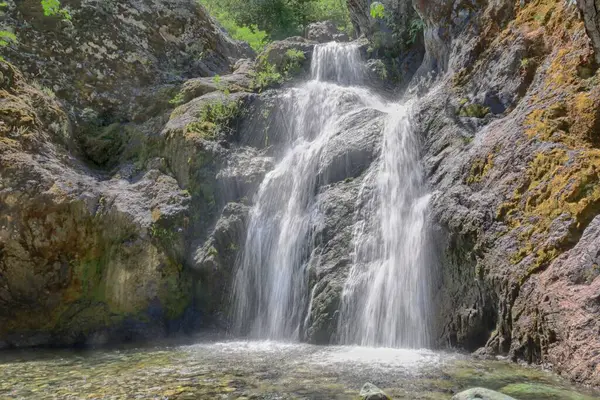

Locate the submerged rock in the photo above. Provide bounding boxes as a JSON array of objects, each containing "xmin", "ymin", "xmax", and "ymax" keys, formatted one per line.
[
  {"xmin": 360, "ymin": 382, "xmax": 392, "ymax": 400},
  {"xmin": 452, "ymin": 388, "xmax": 515, "ymax": 400}
]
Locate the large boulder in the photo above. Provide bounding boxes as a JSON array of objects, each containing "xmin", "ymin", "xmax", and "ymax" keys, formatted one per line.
[
  {"xmin": 0, "ymin": 61, "xmax": 192, "ymax": 346},
  {"xmin": 359, "ymin": 382, "xmax": 392, "ymax": 400},
  {"xmin": 306, "ymin": 20, "xmax": 349, "ymax": 43}
]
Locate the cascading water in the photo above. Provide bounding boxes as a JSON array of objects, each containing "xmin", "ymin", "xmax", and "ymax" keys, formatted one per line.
[
  {"xmin": 338, "ymin": 103, "xmax": 433, "ymax": 348},
  {"xmin": 232, "ymin": 41, "xmax": 432, "ymax": 347},
  {"xmin": 232, "ymin": 42, "xmax": 382, "ymax": 339}
]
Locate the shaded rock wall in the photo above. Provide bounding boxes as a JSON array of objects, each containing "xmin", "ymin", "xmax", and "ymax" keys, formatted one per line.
[
  {"xmin": 0, "ymin": 0, "xmax": 255, "ymax": 346},
  {"xmin": 0, "ymin": 61, "xmax": 192, "ymax": 346}
]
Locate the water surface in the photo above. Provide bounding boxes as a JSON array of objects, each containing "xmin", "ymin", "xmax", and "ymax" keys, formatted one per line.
[{"xmin": 1, "ymin": 340, "xmax": 597, "ymax": 399}]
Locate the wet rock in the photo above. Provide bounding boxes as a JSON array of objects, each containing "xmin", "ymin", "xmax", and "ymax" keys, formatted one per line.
[
  {"xmin": 316, "ymin": 108, "xmax": 385, "ymax": 185},
  {"xmin": 360, "ymin": 382, "xmax": 392, "ymax": 400},
  {"xmin": 452, "ymin": 388, "xmax": 515, "ymax": 400},
  {"xmin": 305, "ymin": 179, "xmax": 363, "ymax": 343},
  {"xmin": 193, "ymin": 202, "xmax": 249, "ymax": 317}
]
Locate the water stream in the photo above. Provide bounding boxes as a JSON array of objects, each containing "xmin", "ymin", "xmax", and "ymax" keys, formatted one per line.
[
  {"xmin": 233, "ymin": 41, "xmax": 432, "ymax": 348},
  {"xmin": 232, "ymin": 43, "xmax": 390, "ymax": 339},
  {"xmin": 338, "ymin": 102, "xmax": 433, "ymax": 348}
]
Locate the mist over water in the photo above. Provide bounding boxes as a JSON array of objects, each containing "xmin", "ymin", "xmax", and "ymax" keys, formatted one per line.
[{"xmin": 232, "ymin": 41, "xmax": 432, "ymax": 347}]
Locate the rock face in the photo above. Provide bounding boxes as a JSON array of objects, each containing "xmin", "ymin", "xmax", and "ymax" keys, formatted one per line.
[
  {"xmin": 0, "ymin": 0, "xmax": 256, "ymax": 346},
  {"xmin": 577, "ymin": 0, "xmax": 600, "ymax": 64},
  {"xmin": 2, "ymin": 0, "xmax": 253, "ymax": 119},
  {"xmin": 306, "ymin": 20, "xmax": 349, "ymax": 43},
  {"xmin": 407, "ymin": 0, "xmax": 600, "ymax": 387},
  {"xmin": 0, "ymin": 61, "xmax": 192, "ymax": 346}
]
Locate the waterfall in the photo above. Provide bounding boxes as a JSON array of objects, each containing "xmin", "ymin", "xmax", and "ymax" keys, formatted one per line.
[
  {"xmin": 232, "ymin": 41, "xmax": 432, "ymax": 347},
  {"xmin": 338, "ymin": 104, "xmax": 433, "ymax": 348}
]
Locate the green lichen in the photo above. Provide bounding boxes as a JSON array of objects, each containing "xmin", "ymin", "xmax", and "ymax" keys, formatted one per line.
[
  {"xmin": 458, "ymin": 102, "xmax": 490, "ymax": 118},
  {"xmin": 497, "ymin": 147, "xmax": 600, "ymax": 278},
  {"xmin": 466, "ymin": 153, "xmax": 495, "ymax": 184}
]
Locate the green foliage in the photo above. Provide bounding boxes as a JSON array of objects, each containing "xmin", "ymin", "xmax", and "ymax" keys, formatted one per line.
[
  {"xmin": 407, "ymin": 17, "xmax": 425, "ymax": 45},
  {"xmin": 370, "ymin": 2, "xmax": 385, "ymax": 19},
  {"xmin": 31, "ymin": 81, "xmax": 56, "ymax": 98},
  {"xmin": 282, "ymin": 48, "xmax": 305, "ymax": 75},
  {"xmin": 251, "ymin": 62, "xmax": 283, "ymax": 92},
  {"xmin": 199, "ymin": 0, "xmax": 268, "ymax": 51},
  {"xmin": 200, "ymin": 0, "xmax": 350, "ymax": 42},
  {"xmin": 169, "ymin": 92, "xmax": 185, "ymax": 106},
  {"xmin": 185, "ymin": 99, "xmax": 241, "ymax": 140},
  {"xmin": 250, "ymin": 49, "xmax": 305, "ymax": 92},
  {"xmin": 41, "ymin": 0, "xmax": 72, "ymax": 20},
  {"xmin": 0, "ymin": 2, "xmax": 15, "ymax": 54},
  {"xmin": 370, "ymin": 59, "xmax": 388, "ymax": 80},
  {"xmin": 0, "ymin": 30, "xmax": 16, "ymax": 47}
]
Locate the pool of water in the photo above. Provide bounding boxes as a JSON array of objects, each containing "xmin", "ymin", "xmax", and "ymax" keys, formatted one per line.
[{"xmin": 0, "ymin": 338, "xmax": 598, "ymax": 399}]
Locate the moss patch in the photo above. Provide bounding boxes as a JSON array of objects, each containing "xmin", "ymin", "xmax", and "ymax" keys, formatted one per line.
[
  {"xmin": 467, "ymin": 152, "xmax": 495, "ymax": 184},
  {"xmin": 497, "ymin": 147, "xmax": 600, "ymax": 278}
]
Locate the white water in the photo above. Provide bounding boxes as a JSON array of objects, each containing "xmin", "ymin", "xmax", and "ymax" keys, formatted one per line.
[
  {"xmin": 232, "ymin": 42, "xmax": 432, "ymax": 346},
  {"xmin": 339, "ymin": 102, "xmax": 433, "ymax": 348}
]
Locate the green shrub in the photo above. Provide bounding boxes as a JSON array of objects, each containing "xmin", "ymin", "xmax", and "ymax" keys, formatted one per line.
[
  {"xmin": 251, "ymin": 62, "xmax": 283, "ymax": 92},
  {"xmin": 41, "ymin": 0, "xmax": 71, "ymax": 20},
  {"xmin": 407, "ymin": 17, "xmax": 425, "ymax": 45},
  {"xmin": 282, "ymin": 48, "xmax": 305, "ymax": 76},
  {"xmin": 185, "ymin": 99, "xmax": 241, "ymax": 139},
  {"xmin": 169, "ymin": 92, "xmax": 185, "ymax": 106},
  {"xmin": 370, "ymin": 2, "xmax": 385, "ymax": 19},
  {"xmin": 199, "ymin": 0, "xmax": 268, "ymax": 52}
]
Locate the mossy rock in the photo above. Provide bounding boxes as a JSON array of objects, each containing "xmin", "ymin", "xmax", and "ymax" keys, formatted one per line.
[{"xmin": 500, "ymin": 383, "xmax": 597, "ymax": 400}]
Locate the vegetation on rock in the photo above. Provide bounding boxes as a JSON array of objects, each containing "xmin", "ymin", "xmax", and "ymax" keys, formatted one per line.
[
  {"xmin": 251, "ymin": 47, "xmax": 306, "ymax": 91},
  {"xmin": 185, "ymin": 99, "xmax": 242, "ymax": 140},
  {"xmin": 199, "ymin": 0, "xmax": 351, "ymax": 42}
]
